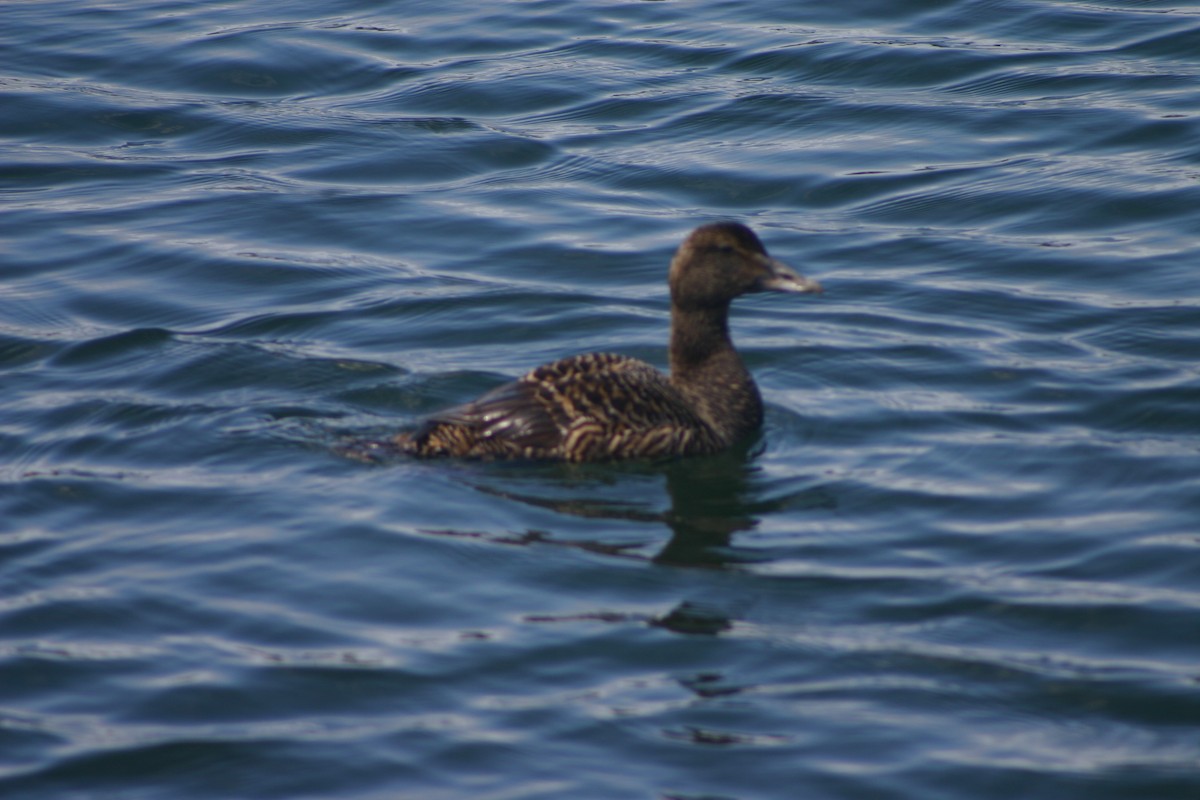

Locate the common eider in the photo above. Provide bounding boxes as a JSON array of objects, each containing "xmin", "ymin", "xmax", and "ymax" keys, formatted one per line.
[{"xmin": 394, "ymin": 222, "xmax": 821, "ymax": 461}]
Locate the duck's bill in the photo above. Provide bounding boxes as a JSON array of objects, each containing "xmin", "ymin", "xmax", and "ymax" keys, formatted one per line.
[{"xmin": 757, "ymin": 258, "xmax": 823, "ymax": 294}]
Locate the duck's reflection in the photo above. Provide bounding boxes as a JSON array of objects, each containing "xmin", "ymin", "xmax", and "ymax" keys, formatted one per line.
[
  {"xmin": 651, "ymin": 449, "xmax": 762, "ymax": 568},
  {"xmin": 414, "ymin": 441, "xmax": 832, "ymax": 634},
  {"xmin": 470, "ymin": 441, "xmax": 836, "ymax": 562},
  {"xmin": 461, "ymin": 443, "xmax": 764, "ymax": 570}
]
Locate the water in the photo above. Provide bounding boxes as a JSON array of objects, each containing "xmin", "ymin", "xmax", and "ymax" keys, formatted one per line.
[{"xmin": 3, "ymin": 1, "xmax": 1200, "ymax": 797}]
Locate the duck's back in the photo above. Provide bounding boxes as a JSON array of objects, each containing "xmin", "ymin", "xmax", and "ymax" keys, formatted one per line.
[{"xmin": 396, "ymin": 352, "xmax": 721, "ymax": 461}]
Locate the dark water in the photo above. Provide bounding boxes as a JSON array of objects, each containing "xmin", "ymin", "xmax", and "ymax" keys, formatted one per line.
[{"xmin": 3, "ymin": 1, "xmax": 1200, "ymax": 797}]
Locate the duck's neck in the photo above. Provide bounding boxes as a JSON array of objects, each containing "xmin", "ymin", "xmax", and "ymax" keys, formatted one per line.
[{"xmin": 668, "ymin": 305, "xmax": 763, "ymax": 440}]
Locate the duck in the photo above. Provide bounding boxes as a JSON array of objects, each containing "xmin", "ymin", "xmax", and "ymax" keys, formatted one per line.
[{"xmin": 392, "ymin": 222, "xmax": 821, "ymax": 462}]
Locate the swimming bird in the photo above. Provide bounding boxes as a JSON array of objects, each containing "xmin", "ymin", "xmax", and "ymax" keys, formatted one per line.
[{"xmin": 394, "ymin": 222, "xmax": 821, "ymax": 461}]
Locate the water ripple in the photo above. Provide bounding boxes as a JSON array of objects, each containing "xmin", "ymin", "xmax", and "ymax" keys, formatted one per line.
[{"xmin": 3, "ymin": 1, "xmax": 1200, "ymax": 798}]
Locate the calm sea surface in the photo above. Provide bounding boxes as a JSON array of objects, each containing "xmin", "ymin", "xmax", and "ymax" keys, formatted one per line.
[{"xmin": 3, "ymin": 1, "xmax": 1200, "ymax": 798}]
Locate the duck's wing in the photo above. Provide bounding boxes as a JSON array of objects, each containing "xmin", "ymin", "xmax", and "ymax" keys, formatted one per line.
[
  {"xmin": 400, "ymin": 353, "xmax": 716, "ymax": 460},
  {"xmin": 408, "ymin": 378, "xmax": 560, "ymax": 457}
]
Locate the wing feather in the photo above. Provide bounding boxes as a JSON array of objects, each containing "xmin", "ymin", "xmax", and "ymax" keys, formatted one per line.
[{"xmin": 402, "ymin": 353, "xmax": 719, "ymax": 460}]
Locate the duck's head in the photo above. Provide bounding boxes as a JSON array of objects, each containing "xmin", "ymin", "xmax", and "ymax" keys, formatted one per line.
[{"xmin": 669, "ymin": 222, "xmax": 822, "ymax": 311}]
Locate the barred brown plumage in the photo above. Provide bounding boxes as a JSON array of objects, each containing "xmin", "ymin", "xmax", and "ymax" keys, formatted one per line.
[{"xmin": 391, "ymin": 222, "xmax": 822, "ymax": 462}]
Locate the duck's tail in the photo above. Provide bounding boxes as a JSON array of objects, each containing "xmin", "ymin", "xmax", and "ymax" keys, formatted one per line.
[{"xmin": 335, "ymin": 433, "xmax": 415, "ymax": 463}]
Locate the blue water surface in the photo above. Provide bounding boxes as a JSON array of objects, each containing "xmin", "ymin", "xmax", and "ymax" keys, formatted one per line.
[{"xmin": 3, "ymin": 1, "xmax": 1200, "ymax": 798}]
